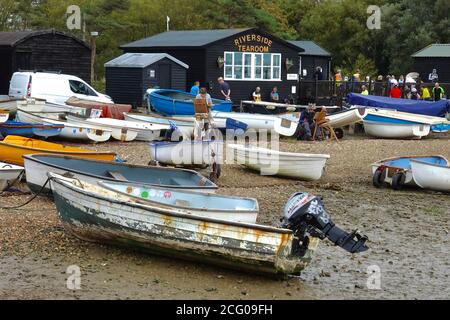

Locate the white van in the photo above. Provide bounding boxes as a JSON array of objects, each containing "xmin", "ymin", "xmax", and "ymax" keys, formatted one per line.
[{"xmin": 9, "ymin": 72, "xmax": 113, "ymax": 104}]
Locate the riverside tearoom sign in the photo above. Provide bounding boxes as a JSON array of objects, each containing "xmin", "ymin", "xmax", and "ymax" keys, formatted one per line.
[{"xmin": 234, "ymin": 34, "xmax": 273, "ymax": 53}]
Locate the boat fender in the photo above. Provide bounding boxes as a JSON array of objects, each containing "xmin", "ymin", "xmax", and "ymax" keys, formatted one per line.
[
  {"xmin": 282, "ymin": 193, "xmax": 369, "ymax": 255},
  {"xmin": 372, "ymin": 166, "xmax": 386, "ymax": 188},
  {"xmin": 391, "ymin": 172, "xmax": 406, "ymax": 191}
]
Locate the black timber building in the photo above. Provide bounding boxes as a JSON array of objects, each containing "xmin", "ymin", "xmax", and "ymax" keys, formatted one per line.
[
  {"xmin": 412, "ymin": 44, "xmax": 450, "ymax": 83},
  {"xmin": 0, "ymin": 29, "xmax": 91, "ymax": 94},
  {"xmin": 105, "ymin": 53, "xmax": 188, "ymax": 106},
  {"xmin": 121, "ymin": 28, "xmax": 311, "ymax": 104}
]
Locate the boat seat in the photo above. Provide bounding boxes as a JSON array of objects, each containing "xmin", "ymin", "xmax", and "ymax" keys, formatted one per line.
[{"xmin": 106, "ymin": 171, "xmax": 128, "ymax": 181}]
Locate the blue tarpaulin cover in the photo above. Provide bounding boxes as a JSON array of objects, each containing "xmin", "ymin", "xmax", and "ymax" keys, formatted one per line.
[{"xmin": 347, "ymin": 93, "xmax": 450, "ymax": 117}]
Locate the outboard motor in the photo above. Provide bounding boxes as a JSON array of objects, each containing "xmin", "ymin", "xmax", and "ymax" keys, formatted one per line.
[{"xmin": 282, "ymin": 193, "xmax": 368, "ymax": 255}]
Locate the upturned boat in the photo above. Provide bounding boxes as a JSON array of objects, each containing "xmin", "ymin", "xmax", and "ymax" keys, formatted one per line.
[
  {"xmin": 49, "ymin": 173, "xmax": 368, "ymax": 277},
  {"xmin": 326, "ymin": 108, "xmax": 368, "ymax": 128},
  {"xmin": 16, "ymin": 110, "xmax": 112, "ymax": 143},
  {"xmin": 0, "ymin": 136, "xmax": 116, "ymax": 166},
  {"xmin": 0, "ymin": 161, "xmax": 24, "ymax": 191},
  {"xmin": 66, "ymin": 115, "xmax": 139, "ymax": 142},
  {"xmin": 0, "ymin": 109, "xmax": 9, "ymax": 123},
  {"xmin": 371, "ymin": 155, "xmax": 449, "ymax": 190},
  {"xmin": 149, "ymin": 89, "xmax": 233, "ymax": 116},
  {"xmin": 227, "ymin": 144, "xmax": 330, "ymax": 180},
  {"xmin": 23, "ymin": 154, "xmax": 218, "ymax": 194},
  {"xmin": 411, "ymin": 159, "xmax": 450, "ymax": 192},
  {"xmin": 0, "ymin": 121, "xmax": 63, "ymax": 138},
  {"xmin": 99, "ymin": 180, "xmax": 258, "ymax": 223}
]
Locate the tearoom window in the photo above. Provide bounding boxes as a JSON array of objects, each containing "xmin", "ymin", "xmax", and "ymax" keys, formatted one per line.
[{"xmin": 224, "ymin": 52, "xmax": 282, "ymax": 81}]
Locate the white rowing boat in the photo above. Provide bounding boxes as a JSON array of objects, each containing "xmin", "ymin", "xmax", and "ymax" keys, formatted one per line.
[
  {"xmin": 16, "ymin": 109, "xmax": 112, "ymax": 142},
  {"xmin": 66, "ymin": 115, "xmax": 138, "ymax": 142},
  {"xmin": 326, "ymin": 108, "xmax": 368, "ymax": 128},
  {"xmin": 227, "ymin": 144, "xmax": 330, "ymax": 180},
  {"xmin": 124, "ymin": 112, "xmax": 194, "ymax": 138},
  {"xmin": 363, "ymin": 121, "xmax": 431, "ymax": 139},
  {"xmin": 411, "ymin": 159, "xmax": 450, "ymax": 192},
  {"xmin": 0, "ymin": 161, "xmax": 24, "ymax": 191}
]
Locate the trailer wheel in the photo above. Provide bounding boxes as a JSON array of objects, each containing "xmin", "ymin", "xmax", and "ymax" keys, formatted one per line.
[
  {"xmin": 148, "ymin": 160, "xmax": 158, "ymax": 167},
  {"xmin": 372, "ymin": 168, "xmax": 385, "ymax": 188},
  {"xmin": 391, "ymin": 172, "xmax": 406, "ymax": 190}
]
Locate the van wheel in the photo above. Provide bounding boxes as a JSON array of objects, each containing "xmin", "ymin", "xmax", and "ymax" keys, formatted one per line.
[{"xmin": 391, "ymin": 172, "xmax": 406, "ymax": 190}]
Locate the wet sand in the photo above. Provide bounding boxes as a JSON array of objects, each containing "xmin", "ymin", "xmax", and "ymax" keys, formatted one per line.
[{"xmin": 0, "ymin": 133, "xmax": 449, "ymax": 300}]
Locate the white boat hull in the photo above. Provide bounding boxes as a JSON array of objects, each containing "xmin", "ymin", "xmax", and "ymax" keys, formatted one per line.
[
  {"xmin": 327, "ymin": 108, "xmax": 367, "ymax": 128},
  {"xmin": 66, "ymin": 116, "xmax": 138, "ymax": 142},
  {"xmin": 0, "ymin": 162, "xmax": 24, "ymax": 191},
  {"xmin": 363, "ymin": 121, "xmax": 430, "ymax": 139},
  {"xmin": 124, "ymin": 113, "xmax": 193, "ymax": 138},
  {"xmin": 16, "ymin": 110, "xmax": 112, "ymax": 142},
  {"xmin": 0, "ymin": 113, "xmax": 8, "ymax": 123},
  {"xmin": 149, "ymin": 141, "xmax": 224, "ymax": 166},
  {"xmin": 228, "ymin": 144, "xmax": 330, "ymax": 180},
  {"xmin": 411, "ymin": 160, "xmax": 450, "ymax": 192}
]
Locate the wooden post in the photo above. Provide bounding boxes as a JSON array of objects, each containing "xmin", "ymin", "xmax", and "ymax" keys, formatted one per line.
[{"xmin": 90, "ymin": 32, "xmax": 98, "ymax": 84}]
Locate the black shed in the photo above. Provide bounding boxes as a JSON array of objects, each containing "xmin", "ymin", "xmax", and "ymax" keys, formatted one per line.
[
  {"xmin": 105, "ymin": 53, "xmax": 189, "ymax": 107},
  {"xmin": 412, "ymin": 44, "xmax": 450, "ymax": 83},
  {"xmin": 0, "ymin": 29, "xmax": 91, "ymax": 94},
  {"xmin": 121, "ymin": 28, "xmax": 304, "ymax": 104},
  {"xmin": 288, "ymin": 40, "xmax": 332, "ymax": 80}
]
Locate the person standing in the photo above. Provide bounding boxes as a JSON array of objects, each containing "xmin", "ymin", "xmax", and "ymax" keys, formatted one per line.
[
  {"xmin": 432, "ymin": 82, "xmax": 445, "ymax": 101},
  {"xmin": 217, "ymin": 77, "xmax": 231, "ymax": 101},
  {"xmin": 190, "ymin": 81, "xmax": 200, "ymax": 96},
  {"xmin": 194, "ymin": 87, "xmax": 214, "ymax": 141},
  {"xmin": 314, "ymin": 67, "xmax": 323, "ymax": 81},
  {"xmin": 428, "ymin": 69, "xmax": 439, "ymax": 83},
  {"xmin": 390, "ymin": 81, "xmax": 402, "ymax": 99},
  {"xmin": 252, "ymin": 87, "xmax": 262, "ymax": 102},
  {"xmin": 270, "ymin": 86, "xmax": 280, "ymax": 102}
]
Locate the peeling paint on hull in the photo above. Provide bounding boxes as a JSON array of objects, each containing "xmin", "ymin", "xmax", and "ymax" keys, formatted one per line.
[{"xmin": 50, "ymin": 176, "xmax": 318, "ymax": 277}]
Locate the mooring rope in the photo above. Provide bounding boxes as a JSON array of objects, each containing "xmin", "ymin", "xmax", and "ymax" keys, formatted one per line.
[
  {"xmin": 0, "ymin": 170, "xmax": 25, "ymax": 196},
  {"xmin": 0, "ymin": 177, "xmax": 51, "ymax": 210}
]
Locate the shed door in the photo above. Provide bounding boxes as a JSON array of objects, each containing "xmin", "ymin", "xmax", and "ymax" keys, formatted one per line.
[
  {"xmin": 15, "ymin": 52, "xmax": 32, "ymax": 71},
  {"xmin": 159, "ymin": 64, "xmax": 171, "ymax": 89}
]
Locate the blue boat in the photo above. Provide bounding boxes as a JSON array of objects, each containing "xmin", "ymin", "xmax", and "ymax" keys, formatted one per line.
[
  {"xmin": 0, "ymin": 121, "xmax": 63, "ymax": 138},
  {"xmin": 371, "ymin": 155, "xmax": 448, "ymax": 190},
  {"xmin": 347, "ymin": 93, "xmax": 450, "ymax": 117},
  {"xmin": 149, "ymin": 89, "xmax": 233, "ymax": 116}
]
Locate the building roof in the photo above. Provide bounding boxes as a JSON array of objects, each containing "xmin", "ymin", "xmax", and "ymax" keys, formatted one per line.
[
  {"xmin": 121, "ymin": 28, "xmax": 303, "ymax": 52},
  {"xmin": 288, "ymin": 40, "xmax": 331, "ymax": 56},
  {"xmin": 105, "ymin": 53, "xmax": 189, "ymax": 69},
  {"xmin": 412, "ymin": 44, "xmax": 450, "ymax": 58},
  {"xmin": 122, "ymin": 29, "xmax": 251, "ymax": 48},
  {"xmin": 0, "ymin": 29, "xmax": 89, "ymax": 49}
]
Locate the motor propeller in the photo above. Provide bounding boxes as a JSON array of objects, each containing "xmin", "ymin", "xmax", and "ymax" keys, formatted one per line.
[{"xmin": 282, "ymin": 193, "xmax": 369, "ymax": 254}]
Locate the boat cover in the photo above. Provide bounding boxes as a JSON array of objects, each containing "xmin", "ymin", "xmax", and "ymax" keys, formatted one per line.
[
  {"xmin": 347, "ymin": 93, "xmax": 450, "ymax": 117},
  {"xmin": 65, "ymin": 97, "xmax": 132, "ymax": 120}
]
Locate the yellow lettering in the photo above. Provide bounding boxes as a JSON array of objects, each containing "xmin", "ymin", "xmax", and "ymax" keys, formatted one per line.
[
  {"xmin": 268, "ymin": 40, "xmax": 272, "ymax": 47},
  {"xmin": 251, "ymin": 34, "xmax": 256, "ymax": 41},
  {"xmin": 234, "ymin": 39, "xmax": 239, "ymax": 46},
  {"xmin": 256, "ymin": 35, "xmax": 261, "ymax": 42}
]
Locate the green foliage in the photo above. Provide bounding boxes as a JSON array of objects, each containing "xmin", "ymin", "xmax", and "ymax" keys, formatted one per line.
[{"xmin": 1, "ymin": 0, "xmax": 448, "ymax": 79}]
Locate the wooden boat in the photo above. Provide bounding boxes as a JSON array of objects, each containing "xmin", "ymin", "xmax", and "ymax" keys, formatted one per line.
[
  {"xmin": 149, "ymin": 89, "xmax": 232, "ymax": 116},
  {"xmin": 23, "ymin": 154, "xmax": 218, "ymax": 194},
  {"xmin": 326, "ymin": 107, "xmax": 368, "ymax": 128},
  {"xmin": 411, "ymin": 159, "xmax": 450, "ymax": 192},
  {"xmin": 0, "ymin": 109, "xmax": 9, "ymax": 123},
  {"xmin": 240, "ymin": 100, "xmax": 341, "ymax": 115},
  {"xmin": 0, "ymin": 121, "xmax": 63, "ymax": 138},
  {"xmin": 49, "ymin": 173, "xmax": 368, "ymax": 276},
  {"xmin": 149, "ymin": 140, "xmax": 224, "ymax": 167},
  {"xmin": 66, "ymin": 115, "xmax": 138, "ymax": 142},
  {"xmin": 0, "ymin": 161, "xmax": 24, "ymax": 191},
  {"xmin": 16, "ymin": 110, "xmax": 112, "ymax": 143},
  {"xmin": 0, "ymin": 98, "xmax": 86, "ymax": 116},
  {"xmin": 227, "ymin": 144, "xmax": 330, "ymax": 180},
  {"xmin": 48, "ymin": 173, "xmax": 316, "ymax": 276},
  {"xmin": 98, "ymin": 180, "xmax": 258, "ymax": 223},
  {"xmin": 0, "ymin": 136, "xmax": 116, "ymax": 166},
  {"xmin": 371, "ymin": 155, "xmax": 449, "ymax": 190}
]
